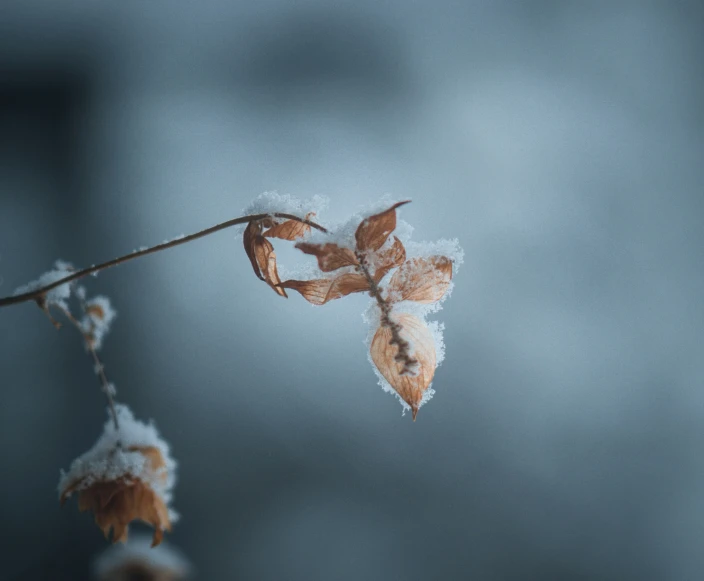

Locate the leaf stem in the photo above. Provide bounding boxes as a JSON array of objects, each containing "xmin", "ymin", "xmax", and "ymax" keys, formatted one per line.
[
  {"xmin": 56, "ymin": 304, "xmax": 120, "ymax": 432},
  {"xmin": 355, "ymin": 251, "xmax": 418, "ymax": 376}
]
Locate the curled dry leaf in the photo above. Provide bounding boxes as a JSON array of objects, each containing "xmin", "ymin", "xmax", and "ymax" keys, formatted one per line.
[
  {"xmin": 387, "ymin": 256, "xmax": 453, "ymax": 304},
  {"xmin": 243, "ymin": 221, "xmax": 265, "ymax": 281},
  {"xmin": 243, "ymin": 221, "xmax": 287, "ymax": 297},
  {"xmin": 370, "ymin": 313, "xmax": 436, "ymax": 420},
  {"xmin": 279, "ymin": 273, "xmax": 370, "ymax": 305},
  {"xmin": 254, "ymin": 237, "xmax": 286, "ymax": 297},
  {"xmin": 264, "ymin": 212, "xmax": 315, "ymax": 241},
  {"xmin": 355, "ymin": 200, "xmax": 410, "ymax": 253},
  {"xmin": 60, "ymin": 446, "xmax": 171, "ymax": 547}
]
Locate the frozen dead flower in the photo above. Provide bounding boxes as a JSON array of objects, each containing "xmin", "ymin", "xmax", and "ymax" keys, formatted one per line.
[{"xmin": 59, "ymin": 405, "xmax": 177, "ymax": 547}]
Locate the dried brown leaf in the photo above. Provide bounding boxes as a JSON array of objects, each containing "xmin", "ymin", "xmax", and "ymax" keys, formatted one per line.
[
  {"xmin": 370, "ymin": 313, "xmax": 436, "ymax": 420},
  {"xmin": 387, "ymin": 256, "xmax": 453, "ymax": 304},
  {"xmin": 355, "ymin": 201, "xmax": 410, "ymax": 254},
  {"xmin": 243, "ymin": 221, "xmax": 265, "ymax": 281},
  {"xmin": 279, "ymin": 273, "xmax": 370, "ymax": 305},
  {"xmin": 264, "ymin": 212, "xmax": 315, "ymax": 241},
  {"xmin": 254, "ymin": 236, "xmax": 287, "ymax": 298},
  {"xmin": 295, "ymin": 242, "xmax": 358, "ymax": 272},
  {"xmin": 60, "ymin": 446, "xmax": 171, "ymax": 547},
  {"xmin": 371, "ymin": 236, "xmax": 406, "ymax": 283}
]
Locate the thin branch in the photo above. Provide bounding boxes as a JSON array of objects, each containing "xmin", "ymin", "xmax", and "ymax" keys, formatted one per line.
[
  {"xmin": 0, "ymin": 212, "xmax": 327, "ymax": 308},
  {"xmin": 56, "ymin": 305, "xmax": 120, "ymax": 432}
]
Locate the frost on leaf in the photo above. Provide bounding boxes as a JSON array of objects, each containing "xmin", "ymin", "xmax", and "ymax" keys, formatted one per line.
[
  {"xmin": 59, "ymin": 405, "xmax": 177, "ymax": 546},
  {"xmin": 368, "ymin": 236, "xmax": 406, "ymax": 283},
  {"xmin": 237, "ymin": 195, "xmax": 462, "ymax": 419},
  {"xmin": 13, "ymin": 259, "xmax": 76, "ymax": 326},
  {"xmin": 264, "ymin": 212, "xmax": 315, "ymax": 241},
  {"xmin": 284, "ymin": 201, "xmax": 410, "ymax": 306},
  {"xmin": 370, "ymin": 313, "xmax": 436, "ymax": 420},
  {"xmin": 386, "ymin": 256, "xmax": 453, "ymax": 304}
]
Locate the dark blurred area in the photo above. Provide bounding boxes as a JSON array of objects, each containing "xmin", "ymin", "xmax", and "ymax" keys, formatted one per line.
[{"xmin": 1, "ymin": 1, "xmax": 704, "ymax": 580}]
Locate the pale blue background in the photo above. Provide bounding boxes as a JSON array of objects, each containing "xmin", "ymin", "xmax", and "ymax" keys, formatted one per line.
[{"xmin": 1, "ymin": 1, "xmax": 703, "ymax": 579}]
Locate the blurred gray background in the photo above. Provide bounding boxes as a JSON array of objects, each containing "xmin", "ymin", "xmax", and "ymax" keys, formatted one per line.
[{"xmin": 1, "ymin": 1, "xmax": 703, "ymax": 579}]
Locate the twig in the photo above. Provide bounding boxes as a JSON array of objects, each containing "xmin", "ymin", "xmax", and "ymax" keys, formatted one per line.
[
  {"xmin": 55, "ymin": 305, "xmax": 120, "ymax": 432},
  {"xmin": 0, "ymin": 212, "xmax": 327, "ymax": 308}
]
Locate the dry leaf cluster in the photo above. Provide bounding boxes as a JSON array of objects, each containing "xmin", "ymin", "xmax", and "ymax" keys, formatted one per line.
[{"xmin": 240, "ymin": 200, "xmax": 460, "ymax": 419}]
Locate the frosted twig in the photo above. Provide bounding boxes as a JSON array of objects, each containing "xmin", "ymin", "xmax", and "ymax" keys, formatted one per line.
[
  {"xmin": 0, "ymin": 212, "xmax": 327, "ymax": 308},
  {"xmin": 56, "ymin": 305, "xmax": 120, "ymax": 432}
]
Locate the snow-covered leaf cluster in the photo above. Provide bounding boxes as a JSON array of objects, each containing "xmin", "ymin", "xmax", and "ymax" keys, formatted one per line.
[
  {"xmin": 238, "ymin": 195, "xmax": 463, "ymax": 418},
  {"xmin": 58, "ymin": 404, "xmax": 178, "ymax": 520}
]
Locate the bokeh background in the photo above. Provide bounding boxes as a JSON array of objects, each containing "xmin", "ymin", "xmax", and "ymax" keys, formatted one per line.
[{"xmin": 1, "ymin": 1, "xmax": 703, "ymax": 579}]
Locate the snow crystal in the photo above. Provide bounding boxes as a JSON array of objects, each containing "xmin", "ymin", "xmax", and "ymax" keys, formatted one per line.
[
  {"xmin": 58, "ymin": 404, "xmax": 178, "ymax": 518},
  {"xmin": 93, "ymin": 533, "xmax": 191, "ymax": 579},
  {"xmin": 305, "ymin": 196, "xmax": 408, "ymax": 250},
  {"xmin": 405, "ymin": 238, "xmax": 464, "ymax": 272},
  {"xmin": 276, "ymin": 258, "xmax": 328, "ymax": 286},
  {"xmin": 79, "ymin": 295, "xmax": 117, "ymax": 351},
  {"xmin": 236, "ymin": 192, "xmax": 328, "ymax": 235},
  {"xmin": 393, "ymin": 219, "xmax": 414, "ymax": 247},
  {"xmin": 13, "ymin": 259, "xmax": 75, "ymax": 309}
]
